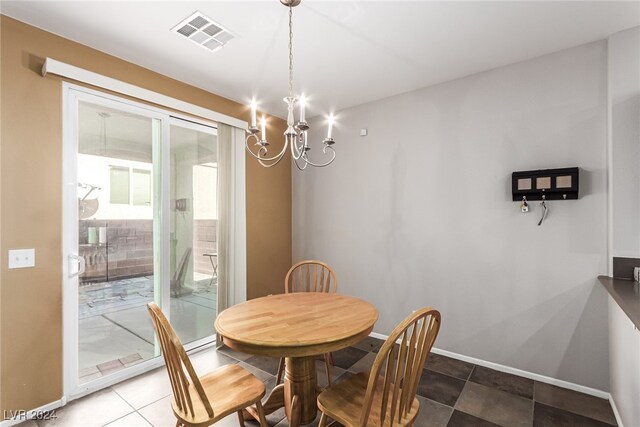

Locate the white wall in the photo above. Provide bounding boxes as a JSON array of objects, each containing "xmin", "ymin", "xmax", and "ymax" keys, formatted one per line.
[
  {"xmin": 610, "ymin": 26, "xmax": 640, "ymax": 258},
  {"xmin": 607, "ymin": 26, "xmax": 640, "ymax": 427},
  {"xmin": 293, "ymin": 41, "xmax": 609, "ymax": 390}
]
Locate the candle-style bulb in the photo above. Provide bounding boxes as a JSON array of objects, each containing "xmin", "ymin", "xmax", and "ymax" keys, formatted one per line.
[
  {"xmin": 327, "ymin": 114, "xmax": 334, "ymax": 139},
  {"xmin": 250, "ymin": 99, "xmax": 257, "ymax": 128},
  {"xmin": 299, "ymin": 96, "xmax": 306, "ymax": 123},
  {"xmin": 261, "ymin": 116, "xmax": 267, "ymax": 138}
]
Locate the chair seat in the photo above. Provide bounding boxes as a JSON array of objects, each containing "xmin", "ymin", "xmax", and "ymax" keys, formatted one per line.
[
  {"xmin": 172, "ymin": 364, "xmax": 266, "ymax": 427},
  {"xmin": 317, "ymin": 372, "xmax": 419, "ymax": 427}
]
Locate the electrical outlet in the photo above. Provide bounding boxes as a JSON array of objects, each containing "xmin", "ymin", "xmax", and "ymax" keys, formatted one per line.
[
  {"xmin": 8, "ymin": 249, "xmax": 35, "ymax": 269},
  {"xmin": 634, "ymin": 267, "xmax": 640, "ymax": 283}
]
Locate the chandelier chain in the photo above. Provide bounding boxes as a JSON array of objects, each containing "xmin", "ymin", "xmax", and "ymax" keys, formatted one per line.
[{"xmin": 288, "ymin": 5, "xmax": 293, "ymax": 99}]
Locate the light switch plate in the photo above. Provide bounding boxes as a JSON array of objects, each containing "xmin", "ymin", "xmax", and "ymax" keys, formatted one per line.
[{"xmin": 8, "ymin": 249, "xmax": 35, "ymax": 269}]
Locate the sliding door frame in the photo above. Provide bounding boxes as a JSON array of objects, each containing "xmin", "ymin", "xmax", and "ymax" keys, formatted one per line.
[{"xmin": 62, "ymin": 82, "xmax": 244, "ymax": 400}]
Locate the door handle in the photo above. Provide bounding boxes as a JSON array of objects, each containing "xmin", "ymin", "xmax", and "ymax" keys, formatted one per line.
[{"xmin": 68, "ymin": 254, "xmax": 86, "ymax": 278}]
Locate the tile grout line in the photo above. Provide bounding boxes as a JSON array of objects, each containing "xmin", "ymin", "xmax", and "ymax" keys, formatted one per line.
[
  {"xmin": 530, "ymin": 381, "xmax": 618, "ymax": 426},
  {"xmin": 451, "ymin": 377, "xmax": 468, "ymax": 411},
  {"xmin": 442, "ymin": 410, "xmax": 454, "ymax": 427},
  {"xmin": 100, "ymin": 387, "xmax": 138, "ymax": 427},
  {"xmin": 135, "ymin": 410, "xmax": 156, "ymax": 427},
  {"xmin": 110, "ymin": 381, "xmax": 172, "ymax": 424},
  {"xmin": 465, "ymin": 362, "xmax": 476, "ymax": 381}
]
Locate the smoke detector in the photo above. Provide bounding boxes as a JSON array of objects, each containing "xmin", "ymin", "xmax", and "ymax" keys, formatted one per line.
[{"xmin": 172, "ymin": 11, "xmax": 235, "ymax": 52}]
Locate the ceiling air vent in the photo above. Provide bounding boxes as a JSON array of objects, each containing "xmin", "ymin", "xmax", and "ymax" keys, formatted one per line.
[{"xmin": 172, "ymin": 11, "xmax": 235, "ymax": 52}]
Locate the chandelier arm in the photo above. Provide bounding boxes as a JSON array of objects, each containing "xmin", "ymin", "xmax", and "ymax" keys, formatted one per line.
[
  {"xmin": 293, "ymin": 155, "xmax": 308, "ymax": 171},
  {"xmin": 256, "ymin": 145, "xmax": 286, "ymax": 168},
  {"xmin": 290, "ymin": 132, "xmax": 306, "ymax": 160},
  {"xmin": 245, "ymin": 133, "xmax": 287, "ymax": 165},
  {"xmin": 298, "ymin": 145, "xmax": 336, "ymax": 168},
  {"xmin": 291, "ymin": 140, "xmax": 304, "ymax": 160}
]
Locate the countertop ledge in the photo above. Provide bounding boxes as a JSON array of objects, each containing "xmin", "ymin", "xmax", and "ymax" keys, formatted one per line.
[{"xmin": 598, "ymin": 275, "xmax": 640, "ymax": 330}]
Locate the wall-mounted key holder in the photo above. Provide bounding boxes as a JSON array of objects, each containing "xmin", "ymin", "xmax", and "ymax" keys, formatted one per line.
[{"xmin": 512, "ymin": 167, "xmax": 579, "ymax": 201}]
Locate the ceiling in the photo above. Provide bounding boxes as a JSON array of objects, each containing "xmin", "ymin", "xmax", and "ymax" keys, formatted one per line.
[{"xmin": 2, "ymin": 1, "xmax": 639, "ymax": 119}]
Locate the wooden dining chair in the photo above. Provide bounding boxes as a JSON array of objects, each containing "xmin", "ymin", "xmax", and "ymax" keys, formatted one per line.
[
  {"xmin": 276, "ymin": 260, "xmax": 338, "ymax": 386},
  {"xmin": 316, "ymin": 307, "xmax": 441, "ymax": 427},
  {"xmin": 147, "ymin": 302, "xmax": 268, "ymax": 427}
]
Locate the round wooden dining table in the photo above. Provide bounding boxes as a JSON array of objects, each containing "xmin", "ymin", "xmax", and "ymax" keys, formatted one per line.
[{"xmin": 215, "ymin": 292, "xmax": 378, "ymax": 426}]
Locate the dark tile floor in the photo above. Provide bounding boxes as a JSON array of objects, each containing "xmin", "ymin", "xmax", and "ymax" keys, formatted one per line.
[{"xmin": 219, "ymin": 337, "xmax": 618, "ymax": 427}]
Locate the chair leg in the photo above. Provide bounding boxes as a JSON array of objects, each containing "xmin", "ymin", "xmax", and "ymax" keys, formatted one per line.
[
  {"xmin": 319, "ymin": 412, "xmax": 328, "ymax": 427},
  {"xmin": 236, "ymin": 410, "xmax": 245, "ymax": 427},
  {"xmin": 255, "ymin": 400, "xmax": 269, "ymax": 427},
  {"xmin": 324, "ymin": 353, "xmax": 332, "ymax": 387},
  {"xmin": 276, "ymin": 357, "xmax": 285, "ymax": 384}
]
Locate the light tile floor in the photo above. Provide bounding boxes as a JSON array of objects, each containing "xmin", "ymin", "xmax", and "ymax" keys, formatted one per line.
[{"xmin": 16, "ymin": 337, "xmax": 618, "ymax": 427}]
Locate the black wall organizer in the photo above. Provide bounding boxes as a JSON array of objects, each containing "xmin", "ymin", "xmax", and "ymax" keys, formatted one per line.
[{"xmin": 512, "ymin": 167, "xmax": 579, "ymax": 201}]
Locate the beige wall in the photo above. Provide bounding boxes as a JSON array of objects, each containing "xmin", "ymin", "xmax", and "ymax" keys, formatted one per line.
[{"xmin": 0, "ymin": 15, "xmax": 291, "ymax": 412}]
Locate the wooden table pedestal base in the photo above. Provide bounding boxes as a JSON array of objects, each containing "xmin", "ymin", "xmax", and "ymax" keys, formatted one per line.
[
  {"xmin": 245, "ymin": 356, "xmax": 318, "ymax": 427},
  {"xmin": 284, "ymin": 356, "xmax": 317, "ymax": 425}
]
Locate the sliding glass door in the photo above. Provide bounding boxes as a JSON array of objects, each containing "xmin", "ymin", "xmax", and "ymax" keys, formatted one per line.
[
  {"xmin": 75, "ymin": 100, "xmax": 161, "ymax": 384},
  {"xmin": 168, "ymin": 120, "xmax": 218, "ymax": 344},
  {"xmin": 64, "ymin": 87, "xmax": 219, "ymax": 396}
]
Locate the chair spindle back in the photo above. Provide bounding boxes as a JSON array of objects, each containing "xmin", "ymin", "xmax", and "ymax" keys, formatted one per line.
[
  {"xmin": 147, "ymin": 302, "xmax": 214, "ymax": 419},
  {"xmin": 285, "ymin": 260, "xmax": 337, "ymax": 294},
  {"xmin": 360, "ymin": 307, "xmax": 441, "ymax": 427}
]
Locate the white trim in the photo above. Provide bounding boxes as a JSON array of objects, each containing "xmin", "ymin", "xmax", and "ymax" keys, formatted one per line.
[
  {"xmin": 0, "ymin": 397, "xmax": 66, "ymax": 427},
  {"xmin": 232, "ymin": 127, "xmax": 247, "ymax": 305},
  {"xmin": 159, "ymin": 113, "xmax": 171, "ymax": 321},
  {"xmin": 368, "ymin": 332, "xmax": 390, "ymax": 341},
  {"xmin": 224, "ymin": 127, "xmax": 247, "ymax": 307},
  {"xmin": 170, "ymin": 116, "xmax": 218, "ymax": 134},
  {"xmin": 62, "ymin": 82, "xmax": 79, "ymax": 406},
  {"xmin": 609, "ymin": 394, "xmax": 625, "ymax": 427},
  {"xmin": 67, "ymin": 358, "xmax": 164, "ymax": 401},
  {"xmin": 42, "ymin": 57, "xmax": 247, "ymax": 130},
  {"xmin": 368, "ymin": 332, "xmax": 610, "ymax": 400},
  {"xmin": 605, "ymin": 37, "xmax": 614, "ymax": 276}
]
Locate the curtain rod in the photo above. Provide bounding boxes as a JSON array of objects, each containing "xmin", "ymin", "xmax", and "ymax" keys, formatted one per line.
[{"xmin": 42, "ymin": 57, "xmax": 248, "ymax": 130}]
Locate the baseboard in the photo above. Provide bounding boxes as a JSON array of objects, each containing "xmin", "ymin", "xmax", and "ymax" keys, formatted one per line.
[
  {"xmin": 0, "ymin": 396, "xmax": 66, "ymax": 427},
  {"xmin": 609, "ymin": 394, "xmax": 624, "ymax": 427},
  {"xmin": 368, "ymin": 332, "xmax": 610, "ymax": 400}
]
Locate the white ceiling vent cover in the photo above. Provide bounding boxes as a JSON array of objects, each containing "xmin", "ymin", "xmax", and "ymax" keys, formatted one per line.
[{"xmin": 172, "ymin": 11, "xmax": 235, "ymax": 52}]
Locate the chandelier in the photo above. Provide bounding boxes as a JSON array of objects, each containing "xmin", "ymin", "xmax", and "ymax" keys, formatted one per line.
[{"xmin": 245, "ymin": 0, "xmax": 336, "ymax": 170}]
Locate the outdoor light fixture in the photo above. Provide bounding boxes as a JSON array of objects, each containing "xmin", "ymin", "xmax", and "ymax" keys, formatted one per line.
[{"xmin": 245, "ymin": 0, "xmax": 336, "ymax": 170}]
